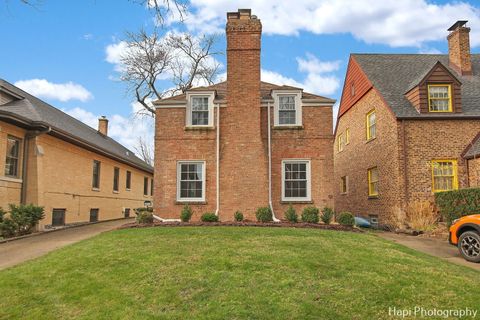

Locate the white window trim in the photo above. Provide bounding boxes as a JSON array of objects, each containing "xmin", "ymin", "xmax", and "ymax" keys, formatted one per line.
[
  {"xmin": 272, "ymin": 90, "xmax": 303, "ymax": 127},
  {"xmin": 176, "ymin": 160, "xmax": 206, "ymax": 202},
  {"xmin": 281, "ymin": 159, "xmax": 311, "ymax": 202},
  {"xmin": 186, "ymin": 91, "xmax": 215, "ymax": 127}
]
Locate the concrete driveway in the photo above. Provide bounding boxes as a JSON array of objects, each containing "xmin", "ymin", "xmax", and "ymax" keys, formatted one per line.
[
  {"xmin": 0, "ymin": 218, "xmax": 133, "ymax": 270},
  {"xmin": 379, "ymin": 232, "xmax": 480, "ymax": 271}
]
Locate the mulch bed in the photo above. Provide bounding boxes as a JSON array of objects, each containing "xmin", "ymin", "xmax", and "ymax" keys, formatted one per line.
[{"xmin": 117, "ymin": 221, "xmax": 362, "ymax": 232}]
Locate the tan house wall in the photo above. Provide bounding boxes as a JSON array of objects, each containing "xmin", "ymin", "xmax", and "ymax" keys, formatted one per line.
[
  {"xmin": 468, "ymin": 157, "xmax": 480, "ymax": 187},
  {"xmin": 334, "ymin": 89, "xmax": 402, "ymax": 223},
  {"xmin": 0, "ymin": 120, "xmax": 153, "ymax": 229},
  {"xmin": 0, "ymin": 121, "xmax": 26, "ymax": 209}
]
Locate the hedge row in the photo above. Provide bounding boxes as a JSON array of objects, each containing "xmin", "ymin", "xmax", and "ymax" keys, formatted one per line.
[{"xmin": 434, "ymin": 188, "xmax": 480, "ymax": 225}]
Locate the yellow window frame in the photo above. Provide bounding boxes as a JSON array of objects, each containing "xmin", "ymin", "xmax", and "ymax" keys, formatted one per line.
[
  {"xmin": 427, "ymin": 84, "xmax": 452, "ymax": 113},
  {"xmin": 338, "ymin": 133, "xmax": 345, "ymax": 152},
  {"xmin": 367, "ymin": 167, "xmax": 379, "ymax": 197},
  {"xmin": 431, "ymin": 159, "xmax": 458, "ymax": 193},
  {"xmin": 366, "ymin": 110, "xmax": 376, "ymax": 140},
  {"xmin": 341, "ymin": 176, "xmax": 348, "ymax": 194},
  {"xmin": 345, "ymin": 128, "xmax": 350, "ymax": 145}
]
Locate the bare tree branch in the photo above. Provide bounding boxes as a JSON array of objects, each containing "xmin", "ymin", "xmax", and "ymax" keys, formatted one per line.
[
  {"xmin": 130, "ymin": 0, "xmax": 187, "ymax": 25},
  {"xmin": 134, "ymin": 136, "xmax": 154, "ymax": 166}
]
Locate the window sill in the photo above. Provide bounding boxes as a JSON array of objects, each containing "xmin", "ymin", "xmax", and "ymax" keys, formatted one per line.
[
  {"xmin": 365, "ymin": 137, "xmax": 376, "ymax": 144},
  {"xmin": 280, "ymin": 200, "xmax": 313, "ymax": 204},
  {"xmin": 92, "ymin": 188, "xmax": 100, "ymax": 192},
  {"xmin": 368, "ymin": 195, "xmax": 379, "ymax": 199},
  {"xmin": 274, "ymin": 125, "xmax": 304, "ymax": 130},
  {"xmin": 126, "ymin": 188, "xmax": 131, "ymax": 192},
  {"xmin": 340, "ymin": 192, "xmax": 348, "ymax": 195},
  {"xmin": 184, "ymin": 126, "xmax": 215, "ymax": 131},
  {"xmin": 113, "ymin": 191, "xmax": 119, "ymax": 194},
  {"xmin": 0, "ymin": 176, "xmax": 23, "ymax": 183},
  {"xmin": 176, "ymin": 201, "xmax": 207, "ymax": 205}
]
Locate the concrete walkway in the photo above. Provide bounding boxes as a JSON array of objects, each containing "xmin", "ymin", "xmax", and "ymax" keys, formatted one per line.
[
  {"xmin": 379, "ymin": 232, "xmax": 480, "ymax": 271},
  {"xmin": 0, "ymin": 218, "xmax": 133, "ymax": 270}
]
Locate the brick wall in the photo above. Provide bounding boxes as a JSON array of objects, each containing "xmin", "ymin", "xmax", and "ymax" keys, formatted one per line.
[{"xmin": 334, "ymin": 89, "xmax": 402, "ymax": 223}]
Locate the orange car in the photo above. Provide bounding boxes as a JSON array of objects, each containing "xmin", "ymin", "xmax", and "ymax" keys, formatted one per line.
[{"xmin": 449, "ymin": 214, "xmax": 480, "ymax": 263}]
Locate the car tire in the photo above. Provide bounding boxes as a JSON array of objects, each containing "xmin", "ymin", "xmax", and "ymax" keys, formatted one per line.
[{"xmin": 458, "ymin": 231, "xmax": 480, "ymax": 263}]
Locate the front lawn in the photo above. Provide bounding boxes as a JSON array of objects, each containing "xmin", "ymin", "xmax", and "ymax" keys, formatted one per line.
[{"xmin": 0, "ymin": 227, "xmax": 479, "ymax": 319}]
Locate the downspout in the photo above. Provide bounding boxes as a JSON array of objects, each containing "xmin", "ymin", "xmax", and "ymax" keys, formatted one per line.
[
  {"xmin": 21, "ymin": 127, "xmax": 51, "ymax": 204},
  {"xmin": 268, "ymin": 101, "xmax": 280, "ymax": 222},
  {"xmin": 215, "ymin": 103, "xmax": 220, "ymax": 217}
]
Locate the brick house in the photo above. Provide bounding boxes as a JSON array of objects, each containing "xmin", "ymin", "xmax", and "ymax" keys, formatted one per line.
[
  {"xmin": 334, "ymin": 20, "xmax": 480, "ymax": 225},
  {"xmin": 0, "ymin": 79, "xmax": 153, "ymax": 229},
  {"xmin": 153, "ymin": 9, "xmax": 335, "ymax": 221}
]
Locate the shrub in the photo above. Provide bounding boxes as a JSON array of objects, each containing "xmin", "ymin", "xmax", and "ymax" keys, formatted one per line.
[
  {"xmin": 135, "ymin": 207, "xmax": 153, "ymax": 213},
  {"xmin": 256, "ymin": 207, "xmax": 273, "ymax": 222},
  {"xmin": 180, "ymin": 204, "xmax": 193, "ymax": 222},
  {"xmin": 338, "ymin": 212, "xmax": 355, "ymax": 226},
  {"xmin": 201, "ymin": 212, "xmax": 219, "ymax": 222},
  {"xmin": 321, "ymin": 207, "xmax": 334, "ymax": 224},
  {"xmin": 284, "ymin": 205, "xmax": 298, "ymax": 223},
  {"xmin": 9, "ymin": 204, "xmax": 44, "ymax": 236},
  {"xmin": 435, "ymin": 188, "xmax": 480, "ymax": 225},
  {"xmin": 136, "ymin": 211, "xmax": 154, "ymax": 224},
  {"xmin": 405, "ymin": 200, "xmax": 439, "ymax": 231},
  {"xmin": 301, "ymin": 206, "xmax": 319, "ymax": 223},
  {"xmin": 234, "ymin": 211, "xmax": 244, "ymax": 222}
]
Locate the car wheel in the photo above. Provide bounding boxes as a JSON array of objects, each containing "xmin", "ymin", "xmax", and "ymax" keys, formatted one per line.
[{"xmin": 458, "ymin": 231, "xmax": 480, "ymax": 263}]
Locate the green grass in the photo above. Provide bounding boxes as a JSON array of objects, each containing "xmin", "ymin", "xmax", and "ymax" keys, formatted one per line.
[{"xmin": 1, "ymin": 227, "xmax": 479, "ymax": 319}]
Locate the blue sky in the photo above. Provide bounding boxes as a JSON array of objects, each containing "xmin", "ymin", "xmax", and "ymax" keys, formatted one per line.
[{"xmin": 1, "ymin": 0, "xmax": 479, "ymax": 152}]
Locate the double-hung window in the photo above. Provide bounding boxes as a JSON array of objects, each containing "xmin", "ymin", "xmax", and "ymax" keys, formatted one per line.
[
  {"xmin": 428, "ymin": 85, "xmax": 452, "ymax": 112},
  {"xmin": 368, "ymin": 167, "xmax": 379, "ymax": 197},
  {"xmin": 366, "ymin": 110, "xmax": 376, "ymax": 140},
  {"xmin": 278, "ymin": 96, "xmax": 296, "ymax": 125},
  {"xmin": 177, "ymin": 161, "xmax": 205, "ymax": 202},
  {"xmin": 92, "ymin": 160, "xmax": 101, "ymax": 189},
  {"xmin": 338, "ymin": 133, "xmax": 345, "ymax": 152},
  {"xmin": 5, "ymin": 136, "xmax": 20, "ymax": 177},
  {"xmin": 126, "ymin": 170, "xmax": 131, "ymax": 190},
  {"xmin": 282, "ymin": 160, "xmax": 311, "ymax": 201},
  {"xmin": 113, "ymin": 167, "xmax": 119, "ymax": 192},
  {"xmin": 186, "ymin": 92, "xmax": 214, "ymax": 127},
  {"xmin": 432, "ymin": 160, "xmax": 458, "ymax": 192}
]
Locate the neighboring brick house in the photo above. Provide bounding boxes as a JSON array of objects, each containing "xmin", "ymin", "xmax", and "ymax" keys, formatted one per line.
[
  {"xmin": 463, "ymin": 134, "xmax": 480, "ymax": 187},
  {"xmin": 334, "ymin": 20, "xmax": 480, "ymax": 225},
  {"xmin": 154, "ymin": 9, "xmax": 335, "ymax": 221},
  {"xmin": 0, "ymin": 79, "xmax": 153, "ymax": 229}
]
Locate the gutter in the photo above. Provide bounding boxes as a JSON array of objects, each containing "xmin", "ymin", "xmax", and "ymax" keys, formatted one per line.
[
  {"xmin": 267, "ymin": 101, "xmax": 281, "ymax": 222},
  {"xmin": 21, "ymin": 126, "xmax": 51, "ymax": 204}
]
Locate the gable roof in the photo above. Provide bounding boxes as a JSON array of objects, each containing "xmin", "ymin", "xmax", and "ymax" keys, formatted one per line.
[
  {"xmin": 154, "ymin": 81, "xmax": 336, "ymax": 105},
  {"xmin": 352, "ymin": 54, "xmax": 480, "ymax": 118},
  {"xmin": 0, "ymin": 78, "xmax": 153, "ymax": 174},
  {"xmin": 463, "ymin": 132, "xmax": 480, "ymax": 159}
]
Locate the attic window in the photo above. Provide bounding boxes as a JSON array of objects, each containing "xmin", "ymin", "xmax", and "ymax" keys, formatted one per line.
[{"xmin": 428, "ymin": 85, "xmax": 452, "ymax": 112}]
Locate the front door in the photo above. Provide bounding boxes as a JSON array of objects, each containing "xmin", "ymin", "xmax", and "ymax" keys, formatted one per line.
[{"xmin": 52, "ymin": 209, "xmax": 66, "ymax": 227}]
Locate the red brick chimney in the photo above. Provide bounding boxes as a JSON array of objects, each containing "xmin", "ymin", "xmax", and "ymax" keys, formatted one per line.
[
  {"xmin": 98, "ymin": 116, "xmax": 108, "ymax": 135},
  {"xmin": 221, "ymin": 9, "xmax": 268, "ymax": 218},
  {"xmin": 447, "ymin": 20, "xmax": 472, "ymax": 75}
]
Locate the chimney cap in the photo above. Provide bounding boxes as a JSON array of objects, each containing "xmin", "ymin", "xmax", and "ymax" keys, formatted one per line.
[
  {"xmin": 99, "ymin": 115, "xmax": 108, "ymax": 120},
  {"xmin": 227, "ymin": 8, "xmax": 252, "ymax": 20},
  {"xmin": 448, "ymin": 20, "xmax": 468, "ymax": 31}
]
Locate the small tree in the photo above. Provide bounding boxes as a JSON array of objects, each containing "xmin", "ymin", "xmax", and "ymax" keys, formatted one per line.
[
  {"xmin": 256, "ymin": 207, "xmax": 273, "ymax": 223},
  {"xmin": 234, "ymin": 211, "xmax": 244, "ymax": 222},
  {"xmin": 180, "ymin": 204, "xmax": 193, "ymax": 222},
  {"xmin": 321, "ymin": 207, "xmax": 335, "ymax": 224},
  {"xmin": 301, "ymin": 206, "xmax": 320, "ymax": 223},
  {"xmin": 284, "ymin": 205, "xmax": 298, "ymax": 223}
]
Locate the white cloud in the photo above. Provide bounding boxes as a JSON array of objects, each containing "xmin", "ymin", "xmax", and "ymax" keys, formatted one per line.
[
  {"xmin": 14, "ymin": 79, "xmax": 93, "ymax": 102},
  {"xmin": 82, "ymin": 33, "xmax": 93, "ymax": 40},
  {"xmin": 105, "ymin": 41, "xmax": 128, "ymax": 72},
  {"xmin": 262, "ymin": 53, "xmax": 341, "ymax": 96},
  {"xmin": 174, "ymin": 0, "xmax": 480, "ymax": 47},
  {"xmin": 64, "ymin": 103, "xmax": 155, "ymax": 157}
]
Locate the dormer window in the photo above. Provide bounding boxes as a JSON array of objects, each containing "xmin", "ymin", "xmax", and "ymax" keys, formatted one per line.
[
  {"xmin": 272, "ymin": 90, "xmax": 302, "ymax": 127},
  {"xmin": 186, "ymin": 92, "xmax": 215, "ymax": 127},
  {"xmin": 428, "ymin": 84, "xmax": 452, "ymax": 112}
]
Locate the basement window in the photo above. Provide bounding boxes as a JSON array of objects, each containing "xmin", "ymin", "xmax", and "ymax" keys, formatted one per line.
[
  {"xmin": 428, "ymin": 84, "xmax": 452, "ymax": 112},
  {"xmin": 282, "ymin": 160, "xmax": 311, "ymax": 202},
  {"xmin": 177, "ymin": 161, "xmax": 205, "ymax": 202}
]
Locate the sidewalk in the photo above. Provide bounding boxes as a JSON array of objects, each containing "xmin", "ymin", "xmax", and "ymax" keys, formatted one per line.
[{"xmin": 0, "ymin": 218, "xmax": 132, "ymax": 270}]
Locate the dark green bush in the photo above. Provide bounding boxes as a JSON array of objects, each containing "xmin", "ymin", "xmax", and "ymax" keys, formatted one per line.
[
  {"xmin": 301, "ymin": 206, "xmax": 319, "ymax": 223},
  {"xmin": 321, "ymin": 207, "xmax": 335, "ymax": 224},
  {"xmin": 234, "ymin": 211, "xmax": 244, "ymax": 222},
  {"xmin": 284, "ymin": 205, "xmax": 298, "ymax": 223},
  {"xmin": 136, "ymin": 211, "xmax": 154, "ymax": 224},
  {"xmin": 256, "ymin": 207, "xmax": 273, "ymax": 222},
  {"xmin": 0, "ymin": 218, "xmax": 16, "ymax": 238},
  {"xmin": 135, "ymin": 207, "xmax": 153, "ymax": 213},
  {"xmin": 435, "ymin": 188, "xmax": 480, "ymax": 225},
  {"xmin": 180, "ymin": 204, "xmax": 193, "ymax": 222},
  {"xmin": 338, "ymin": 212, "xmax": 355, "ymax": 226},
  {"xmin": 201, "ymin": 212, "xmax": 219, "ymax": 222},
  {"xmin": 9, "ymin": 204, "xmax": 45, "ymax": 236}
]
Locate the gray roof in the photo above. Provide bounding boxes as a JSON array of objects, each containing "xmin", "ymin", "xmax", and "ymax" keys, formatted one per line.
[
  {"xmin": 464, "ymin": 133, "xmax": 480, "ymax": 159},
  {"xmin": 0, "ymin": 79, "xmax": 153, "ymax": 173},
  {"xmin": 353, "ymin": 54, "xmax": 480, "ymax": 118}
]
